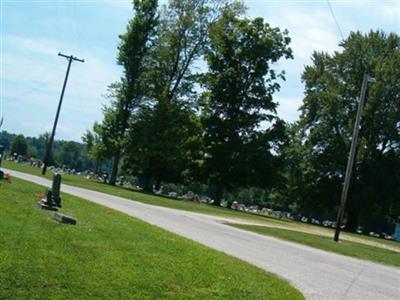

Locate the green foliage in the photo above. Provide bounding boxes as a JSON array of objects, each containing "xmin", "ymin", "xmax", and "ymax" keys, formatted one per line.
[
  {"xmin": 118, "ymin": 0, "xmax": 158, "ymax": 88},
  {"xmin": 10, "ymin": 134, "xmax": 28, "ymax": 156},
  {"xmin": 122, "ymin": 0, "xmax": 228, "ymax": 190},
  {"xmin": 95, "ymin": 0, "xmax": 159, "ymax": 185},
  {"xmin": 82, "ymin": 123, "xmax": 108, "ymax": 172},
  {"xmin": 56, "ymin": 141, "xmax": 85, "ymax": 170},
  {"xmin": 126, "ymin": 101, "xmax": 202, "ymax": 188},
  {"xmin": 3, "ymin": 160, "xmax": 291, "ymax": 225},
  {"xmin": 223, "ymin": 187, "xmax": 269, "ymax": 207},
  {"xmin": 1, "ymin": 131, "xmax": 93, "ymax": 171},
  {"xmin": 284, "ymin": 31, "xmax": 400, "ymax": 230},
  {"xmin": 201, "ymin": 9, "xmax": 292, "ymax": 203},
  {"xmin": 26, "ymin": 145, "xmax": 37, "ymax": 158}
]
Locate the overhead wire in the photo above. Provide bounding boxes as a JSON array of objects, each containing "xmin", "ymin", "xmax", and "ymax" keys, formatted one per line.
[
  {"xmin": 70, "ymin": 0, "xmax": 84, "ymax": 95},
  {"xmin": 326, "ymin": 0, "xmax": 345, "ymax": 41},
  {"xmin": 53, "ymin": 0, "xmax": 64, "ymax": 52},
  {"xmin": 71, "ymin": 1, "xmax": 83, "ymax": 53}
]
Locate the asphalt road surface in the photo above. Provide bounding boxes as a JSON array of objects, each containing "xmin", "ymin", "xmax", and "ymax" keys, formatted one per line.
[{"xmin": 5, "ymin": 169, "xmax": 400, "ymax": 300}]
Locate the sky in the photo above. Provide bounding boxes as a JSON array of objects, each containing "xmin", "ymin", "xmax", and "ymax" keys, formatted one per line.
[{"xmin": 1, "ymin": 0, "xmax": 399, "ymax": 141}]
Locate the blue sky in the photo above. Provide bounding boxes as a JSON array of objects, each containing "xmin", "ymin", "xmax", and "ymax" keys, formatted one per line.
[{"xmin": 1, "ymin": 0, "xmax": 399, "ymax": 141}]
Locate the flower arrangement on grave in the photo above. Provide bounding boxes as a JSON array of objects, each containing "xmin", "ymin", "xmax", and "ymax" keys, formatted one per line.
[
  {"xmin": 0, "ymin": 170, "xmax": 11, "ymax": 185},
  {"xmin": 4, "ymin": 173, "xmax": 11, "ymax": 183}
]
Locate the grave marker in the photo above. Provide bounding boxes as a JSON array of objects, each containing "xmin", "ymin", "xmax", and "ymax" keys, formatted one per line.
[{"xmin": 39, "ymin": 173, "xmax": 62, "ymax": 211}]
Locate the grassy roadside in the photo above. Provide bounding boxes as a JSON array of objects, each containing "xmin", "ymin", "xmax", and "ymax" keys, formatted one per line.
[
  {"xmin": 2, "ymin": 160, "xmax": 291, "ymax": 225},
  {"xmin": 3, "ymin": 160, "xmax": 399, "ymax": 254},
  {"xmin": 0, "ymin": 178, "xmax": 304, "ymax": 299},
  {"xmin": 228, "ymin": 224, "xmax": 400, "ymax": 268}
]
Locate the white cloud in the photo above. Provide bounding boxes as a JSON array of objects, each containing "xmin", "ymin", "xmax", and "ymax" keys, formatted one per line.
[
  {"xmin": 2, "ymin": 1, "xmax": 396, "ymax": 140},
  {"xmin": 2, "ymin": 35, "xmax": 121, "ymax": 140},
  {"xmin": 4, "ymin": 35, "xmax": 60, "ymax": 56},
  {"xmin": 275, "ymin": 96, "xmax": 303, "ymax": 123},
  {"xmin": 247, "ymin": 5, "xmax": 344, "ymax": 121},
  {"xmin": 268, "ymin": 10, "xmax": 341, "ymax": 73},
  {"xmin": 373, "ymin": 3, "xmax": 400, "ymax": 22}
]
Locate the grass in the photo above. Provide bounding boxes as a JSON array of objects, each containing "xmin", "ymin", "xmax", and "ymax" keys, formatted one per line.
[
  {"xmin": 2, "ymin": 160, "xmax": 291, "ymax": 225},
  {"xmin": 228, "ymin": 224, "xmax": 400, "ymax": 268},
  {"xmin": 0, "ymin": 178, "xmax": 304, "ymax": 299},
  {"xmin": 3, "ymin": 160, "xmax": 400, "ymax": 256}
]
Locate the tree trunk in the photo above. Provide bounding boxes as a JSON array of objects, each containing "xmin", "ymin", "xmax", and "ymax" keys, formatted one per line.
[
  {"xmin": 346, "ymin": 210, "xmax": 359, "ymax": 232},
  {"xmin": 154, "ymin": 179, "xmax": 161, "ymax": 192},
  {"xmin": 213, "ymin": 184, "xmax": 224, "ymax": 207},
  {"xmin": 109, "ymin": 151, "xmax": 121, "ymax": 186},
  {"xmin": 139, "ymin": 176, "xmax": 153, "ymax": 193},
  {"xmin": 94, "ymin": 158, "xmax": 100, "ymax": 173}
]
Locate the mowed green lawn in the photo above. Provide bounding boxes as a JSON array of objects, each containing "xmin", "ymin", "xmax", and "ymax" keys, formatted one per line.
[
  {"xmin": 2, "ymin": 160, "xmax": 291, "ymax": 225},
  {"xmin": 0, "ymin": 178, "xmax": 304, "ymax": 299},
  {"xmin": 228, "ymin": 224, "xmax": 400, "ymax": 268},
  {"xmin": 3, "ymin": 160, "xmax": 400, "ymax": 266}
]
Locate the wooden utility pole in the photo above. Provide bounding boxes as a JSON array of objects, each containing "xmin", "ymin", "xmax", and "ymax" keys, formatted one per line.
[
  {"xmin": 42, "ymin": 53, "xmax": 84, "ymax": 175},
  {"xmin": 334, "ymin": 73, "xmax": 374, "ymax": 242}
]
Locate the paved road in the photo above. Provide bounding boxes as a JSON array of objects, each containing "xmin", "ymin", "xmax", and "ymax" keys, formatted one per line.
[{"xmin": 6, "ymin": 169, "xmax": 400, "ymax": 300}]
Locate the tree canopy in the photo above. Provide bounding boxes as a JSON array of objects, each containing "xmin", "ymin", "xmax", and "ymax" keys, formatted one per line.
[
  {"xmin": 11, "ymin": 135, "xmax": 28, "ymax": 157},
  {"xmin": 200, "ymin": 9, "xmax": 292, "ymax": 203},
  {"xmin": 283, "ymin": 30, "xmax": 400, "ymax": 231}
]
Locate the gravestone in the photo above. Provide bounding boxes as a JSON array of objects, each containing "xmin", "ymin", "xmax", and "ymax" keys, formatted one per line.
[
  {"xmin": 51, "ymin": 174, "xmax": 62, "ymax": 208},
  {"xmin": 39, "ymin": 173, "xmax": 62, "ymax": 211},
  {"xmin": 53, "ymin": 212, "xmax": 76, "ymax": 225}
]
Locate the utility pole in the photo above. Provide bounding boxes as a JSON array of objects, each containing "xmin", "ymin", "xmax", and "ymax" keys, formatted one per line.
[
  {"xmin": 42, "ymin": 53, "xmax": 84, "ymax": 175},
  {"xmin": 334, "ymin": 73, "xmax": 374, "ymax": 242}
]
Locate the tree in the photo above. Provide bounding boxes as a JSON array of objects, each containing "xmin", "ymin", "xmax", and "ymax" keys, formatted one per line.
[
  {"xmin": 200, "ymin": 10, "xmax": 292, "ymax": 205},
  {"xmin": 126, "ymin": 101, "xmax": 202, "ymax": 190},
  {"xmin": 82, "ymin": 122, "xmax": 107, "ymax": 172},
  {"xmin": 100, "ymin": 0, "xmax": 159, "ymax": 185},
  {"xmin": 124, "ymin": 0, "xmax": 233, "ymax": 191},
  {"xmin": 99, "ymin": 83, "xmax": 130, "ymax": 184},
  {"xmin": 57, "ymin": 141, "xmax": 82, "ymax": 170},
  {"xmin": 26, "ymin": 145, "xmax": 38, "ymax": 158},
  {"xmin": 0, "ymin": 131, "xmax": 13, "ymax": 150},
  {"xmin": 291, "ymin": 30, "xmax": 400, "ymax": 231},
  {"xmin": 11, "ymin": 135, "xmax": 28, "ymax": 156}
]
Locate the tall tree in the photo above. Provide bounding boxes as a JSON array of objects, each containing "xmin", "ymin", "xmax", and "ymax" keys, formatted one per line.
[
  {"xmin": 201, "ymin": 10, "xmax": 292, "ymax": 205},
  {"xmin": 11, "ymin": 135, "xmax": 28, "ymax": 157},
  {"xmin": 82, "ymin": 122, "xmax": 107, "ymax": 172},
  {"xmin": 57, "ymin": 141, "xmax": 83, "ymax": 170},
  {"xmin": 125, "ymin": 0, "xmax": 235, "ymax": 190},
  {"xmin": 103, "ymin": 0, "xmax": 159, "ymax": 185},
  {"xmin": 292, "ymin": 31, "xmax": 400, "ymax": 231},
  {"xmin": 127, "ymin": 101, "xmax": 202, "ymax": 190}
]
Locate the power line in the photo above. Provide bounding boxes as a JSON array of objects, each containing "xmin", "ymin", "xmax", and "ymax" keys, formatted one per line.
[{"xmin": 327, "ymin": 0, "xmax": 345, "ymax": 41}]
